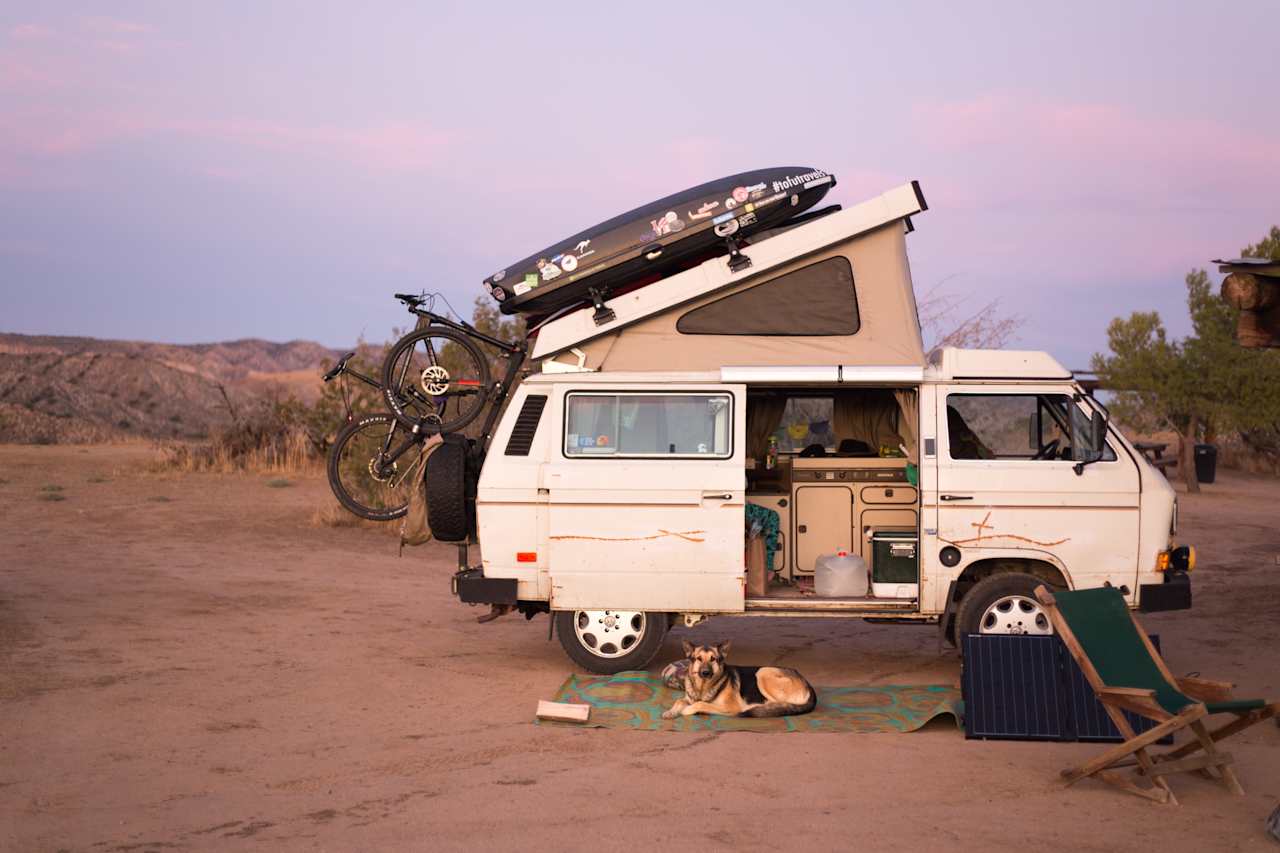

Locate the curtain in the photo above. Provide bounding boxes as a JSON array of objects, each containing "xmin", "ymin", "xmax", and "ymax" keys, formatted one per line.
[
  {"xmin": 746, "ymin": 395, "xmax": 787, "ymax": 460},
  {"xmin": 832, "ymin": 390, "xmax": 901, "ymax": 452},
  {"xmin": 894, "ymin": 389, "xmax": 919, "ymax": 464}
]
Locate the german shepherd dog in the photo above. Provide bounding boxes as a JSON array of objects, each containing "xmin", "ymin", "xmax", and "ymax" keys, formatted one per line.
[{"xmin": 661, "ymin": 641, "xmax": 817, "ymax": 719}]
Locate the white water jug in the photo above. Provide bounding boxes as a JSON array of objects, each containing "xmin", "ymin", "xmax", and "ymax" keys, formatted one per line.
[{"xmin": 815, "ymin": 551, "xmax": 868, "ymax": 597}]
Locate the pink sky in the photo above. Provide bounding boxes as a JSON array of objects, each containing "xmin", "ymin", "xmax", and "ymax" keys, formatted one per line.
[{"xmin": 2, "ymin": 2, "xmax": 1277, "ymax": 368}]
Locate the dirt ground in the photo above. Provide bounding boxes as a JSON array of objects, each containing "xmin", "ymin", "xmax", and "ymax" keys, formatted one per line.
[{"xmin": 1, "ymin": 444, "xmax": 1277, "ymax": 852}]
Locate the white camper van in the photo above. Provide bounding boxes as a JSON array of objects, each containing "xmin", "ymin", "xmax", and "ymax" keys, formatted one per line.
[{"xmin": 445, "ymin": 182, "xmax": 1193, "ymax": 673}]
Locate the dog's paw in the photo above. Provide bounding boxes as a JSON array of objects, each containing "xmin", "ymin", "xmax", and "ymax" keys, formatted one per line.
[{"xmin": 661, "ymin": 708, "xmax": 678, "ymax": 720}]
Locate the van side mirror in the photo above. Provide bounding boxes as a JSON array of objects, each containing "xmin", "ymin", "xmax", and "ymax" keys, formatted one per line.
[
  {"xmin": 1071, "ymin": 408, "xmax": 1109, "ymax": 474},
  {"xmin": 1027, "ymin": 411, "xmax": 1040, "ymax": 450},
  {"xmin": 1089, "ymin": 410, "xmax": 1107, "ymax": 454}
]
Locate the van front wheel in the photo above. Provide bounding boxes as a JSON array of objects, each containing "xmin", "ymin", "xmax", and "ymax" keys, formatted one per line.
[
  {"xmin": 955, "ymin": 574, "xmax": 1055, "ymax": 639},
  {"xmin": 555, "ymin": 610, "xmax": 668, "ymax": 675}
]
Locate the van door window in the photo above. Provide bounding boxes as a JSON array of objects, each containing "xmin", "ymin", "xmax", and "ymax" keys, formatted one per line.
[
  {"xmin": 946, "ymin": 394, "xmax": 1116, "ymax": 462},
  {"xmin": 564, "ymin": 392, "xmax": 732, "ymax": 458}
]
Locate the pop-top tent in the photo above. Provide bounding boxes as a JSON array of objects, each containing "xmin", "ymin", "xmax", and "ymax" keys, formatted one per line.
[{"xmin": 531, "ymin": 181, "xmax": 929, "ymax": 374}]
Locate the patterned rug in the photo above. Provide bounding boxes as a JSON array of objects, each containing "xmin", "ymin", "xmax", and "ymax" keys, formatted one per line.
[{"xmin": 538, "ymin": 671, "xmax": 963, "ymax": 733}]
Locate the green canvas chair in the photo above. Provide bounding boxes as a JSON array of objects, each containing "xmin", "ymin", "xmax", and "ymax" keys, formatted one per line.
[{"xmin": 1035, "ymin": 584, "xmax": 1278, "ymax": 805}]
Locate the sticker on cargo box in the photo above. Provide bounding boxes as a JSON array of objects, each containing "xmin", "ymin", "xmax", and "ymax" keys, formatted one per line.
[
  {"xmin": 688, "ymin": 201, "xmax": 719, "ymax": 220},
  {"xmin": 560, "ymin": 253, "xmax": 578, "ymax": 272},
  {"xmin": 537, "ymin": 258, "xmax": 562, "ymax": 281},
  {"xmin": 714, "ymin": 218, "xmax": 740, "ymax": 237}
]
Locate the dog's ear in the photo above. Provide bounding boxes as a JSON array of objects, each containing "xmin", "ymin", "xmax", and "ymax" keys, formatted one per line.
[
  {"xmin": 716, "ymin": 640, "xmax": 732, "ymax": 658},
  {"xmin": 682, "ymin": 640, "xmax": 695, "ymax": 658}
]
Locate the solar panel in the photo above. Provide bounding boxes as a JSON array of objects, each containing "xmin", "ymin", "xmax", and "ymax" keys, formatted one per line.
[{"xmin": 961, "ymin": 634, "xmax": 1172, "ymax": 743}]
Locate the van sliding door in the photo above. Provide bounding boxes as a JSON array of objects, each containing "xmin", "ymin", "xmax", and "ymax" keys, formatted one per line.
[{"xmin": 544, "ymin": 385, "xmax": 747, "ymax": 613}]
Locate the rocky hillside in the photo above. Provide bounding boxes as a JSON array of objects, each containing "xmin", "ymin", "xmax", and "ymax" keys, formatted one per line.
[{"xmin": 0, "ymin": 333, "xmax": 342, "ymax": 443}]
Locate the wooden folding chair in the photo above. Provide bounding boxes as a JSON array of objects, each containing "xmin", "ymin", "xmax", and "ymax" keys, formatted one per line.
[{"xmin": 1035, "ymin": 585, "xmax": 1278, "ymax": 805}]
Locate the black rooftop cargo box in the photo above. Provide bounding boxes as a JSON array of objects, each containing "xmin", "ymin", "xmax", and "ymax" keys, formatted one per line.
[{"xmin": 483, "ymin": 167, "xmax": 836, "ymax": 317}]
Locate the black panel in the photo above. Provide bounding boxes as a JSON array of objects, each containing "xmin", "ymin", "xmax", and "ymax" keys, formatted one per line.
[
  {"xmin": 962, "ymin": 634, "xmax": 1173, "ymax": 743},
  {"xmin": 1139, "ymin": 573, "xmax": 1191, "ymax": 612},
  {"xmin": 454, "ymin": 570, "xmax": 518, "ymax": 606},
  {"xmin": 961, "ymin": 633, "xmax": 1067, "ymax": 740},
  {"xmin": 504, "ymin": 394, "xmax": 548, "ymax": 456}
]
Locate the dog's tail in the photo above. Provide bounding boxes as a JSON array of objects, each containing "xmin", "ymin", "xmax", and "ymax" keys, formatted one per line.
[{"xmin": 738, "ymin": 682, "xmax": 817, "ymax": 718}]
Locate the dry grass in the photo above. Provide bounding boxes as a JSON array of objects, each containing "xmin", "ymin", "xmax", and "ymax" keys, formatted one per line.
[
  {"xmin": 151, "ymin": 426, "xmax": 319, "ymax": 476},
  {"xmin": 265, "ymin": 478, "xmax": 293, "ymax": 488},
  {"xmin": 308, "ymin": 502, "xmax": 399, "ymax": 534}
]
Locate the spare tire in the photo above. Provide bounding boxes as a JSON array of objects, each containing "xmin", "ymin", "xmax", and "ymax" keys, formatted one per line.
[{"xmin": 426, "ymin": 437, "xmax": 468, "ymax": 542}]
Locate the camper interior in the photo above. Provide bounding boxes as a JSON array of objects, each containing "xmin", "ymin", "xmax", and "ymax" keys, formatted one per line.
[{"xmin": 744, "ymin": 385, "xmax": 921, "ymax": 608}]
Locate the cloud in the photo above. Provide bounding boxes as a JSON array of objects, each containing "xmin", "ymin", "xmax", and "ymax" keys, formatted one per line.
[
  {"xmin": 0, "ymin": 108, "xmax": 456, "ymax": 187},
  {"xmin": 914, "ymin": 93, "xmax": 1280, "ymax": 207},
  {"xmin": 10, "ymin": 23, "xmax": 54, "ymax": 40},
  {"xmin": 901, "ymin": 92, "xmax": 1280, "ymax": 285},
  {"xmin": 77, "ymin": 16, "xmax": 154, "ymax": 36}
]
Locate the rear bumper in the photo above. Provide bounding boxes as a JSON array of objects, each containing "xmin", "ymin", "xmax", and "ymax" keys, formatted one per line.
[
  {"xmin": 452, "ymin": 569, "xmax": 518, "ymax": 606},
  {"xmin": 1139, "ymin": 570, "xmax": 1191, "ymax": 612}
]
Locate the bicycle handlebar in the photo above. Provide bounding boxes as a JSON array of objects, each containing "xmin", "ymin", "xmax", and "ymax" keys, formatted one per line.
[
  {"xmin": 323, "ymin": 351, "xmax": 357, "ymax": 382},
  {"xmin": 394, "ymin": 293, "xmax": 424, "ymax": 306}
]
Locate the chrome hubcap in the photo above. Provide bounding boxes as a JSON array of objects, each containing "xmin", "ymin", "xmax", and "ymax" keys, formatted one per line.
[
  {"xmin": 573, "ymin": 610, "xmax": 645, "ymax": 658},
  {"xmin": 980, "ymin": 595, "xmax": 1052, "ymax": 635}
]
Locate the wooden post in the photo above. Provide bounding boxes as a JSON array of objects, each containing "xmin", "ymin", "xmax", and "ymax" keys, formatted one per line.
[
  {"xmin": 1180, "ymin": 421, "xmax": 1199, "ymax": 494},
  {"xmin": 1221, "ymin": 272, "xmax": 1277, "ymax": 311},
  {"xmin": 1220, "ymin": 269, "xmax": 1280, "ymax": 348}
]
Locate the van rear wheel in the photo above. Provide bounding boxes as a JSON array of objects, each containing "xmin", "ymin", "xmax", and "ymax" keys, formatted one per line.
[{"xmin": 555, "ymin": 610, "xmax": 668, "ymax": 675}]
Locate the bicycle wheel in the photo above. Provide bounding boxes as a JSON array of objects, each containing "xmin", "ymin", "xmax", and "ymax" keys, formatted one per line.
[
  {"xmin": 327, "ymin": 414, "xmax": 424, "ymax": 521},
  {"xmin": 380, "ymin": 327, "xmax": 491, "ymax": 431}
]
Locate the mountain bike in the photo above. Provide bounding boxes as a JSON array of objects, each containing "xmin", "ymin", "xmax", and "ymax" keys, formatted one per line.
[
  {"xmin": 322, "ymin": 352, "xmax": 433, "ymax": 521},
  {"xmin": 323, "ymin": 295, "xmax": 526, "ymax": 521}
]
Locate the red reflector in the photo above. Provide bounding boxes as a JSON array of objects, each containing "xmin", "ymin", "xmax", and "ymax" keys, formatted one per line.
[{"xmin": 516, "ymin": 552, "xmax": 537, "ymax": 563}]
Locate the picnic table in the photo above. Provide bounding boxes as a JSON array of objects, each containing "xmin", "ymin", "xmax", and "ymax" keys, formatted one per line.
[{"xmin": 1133, "ymin": 441, "xmax": 1177, "ymax": 474}]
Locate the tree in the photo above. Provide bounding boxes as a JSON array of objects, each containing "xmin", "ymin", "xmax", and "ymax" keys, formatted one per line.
[
  {"xmin": 1242, "ymin": 226, "xmax": 1280, "ymax": 262},
  {"xmin": 916, "ymin": 283, "xmax": 1021, "ymax": 353},
  {"xmin": 1092, "ymin": 228, "xmax": 1280, "ymax": 491}
]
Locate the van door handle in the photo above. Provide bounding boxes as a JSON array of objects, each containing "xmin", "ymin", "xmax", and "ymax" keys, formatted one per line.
[
  {"xmin": 940, "ymin": 494, "xmax": 973, "ymax": 501},
  {"xmin": 702, "ymin": 492, "xmax": 733, "ymax": 500}
]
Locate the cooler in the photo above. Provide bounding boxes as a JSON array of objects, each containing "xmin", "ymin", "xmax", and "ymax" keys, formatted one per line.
[{"xmin": 870, "ymin": 531, "xmax": 918, "ymax": 599}]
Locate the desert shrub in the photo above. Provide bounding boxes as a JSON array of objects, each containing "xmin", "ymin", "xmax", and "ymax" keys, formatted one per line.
[{"xmin": 154, "ymin": 396, "xmax": 318, "ymax": 474}]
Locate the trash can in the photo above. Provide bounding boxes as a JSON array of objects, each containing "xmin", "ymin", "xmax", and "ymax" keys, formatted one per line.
[{"xmin": 1194, "ymin": 444, "xmax": 1218, "ymax": 484}]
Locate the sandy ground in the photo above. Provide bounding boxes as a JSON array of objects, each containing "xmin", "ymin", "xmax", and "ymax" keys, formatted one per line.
[{"xmin": 1, "ymin": 444, "xmax": 1277, "ymax": 852}]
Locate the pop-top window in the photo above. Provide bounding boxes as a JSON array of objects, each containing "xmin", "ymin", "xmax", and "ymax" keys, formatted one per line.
[
  {"xmin": 564, "ymin": 393, "xmax": 732, "ymax": 458},
  {"xmin": 675, "ymin": 256, "xmax": 859, "ymax": 335}
]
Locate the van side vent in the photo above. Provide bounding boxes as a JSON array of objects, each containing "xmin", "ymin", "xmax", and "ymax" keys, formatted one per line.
[{"xmin": 504, "ymin": 395, "xmax": 548, "ymax": 456}]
